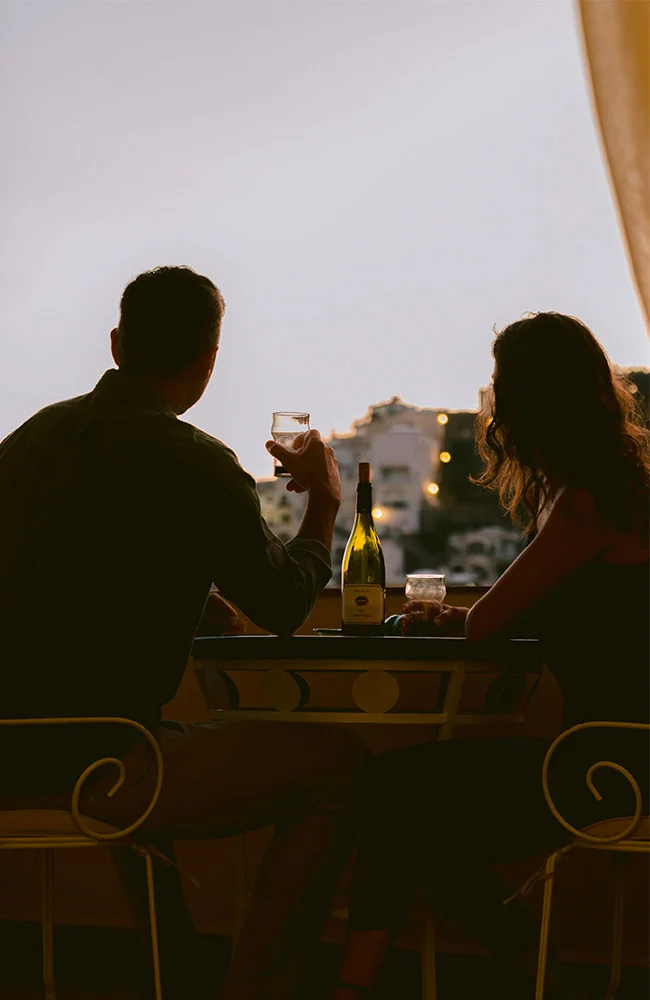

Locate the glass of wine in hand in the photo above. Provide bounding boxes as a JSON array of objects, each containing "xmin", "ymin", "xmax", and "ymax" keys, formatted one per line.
[
  {"xmin": 405, "ymin": 573, "xmax": 447, "ymax": 624},
  {"xmin": 271, "ymin": 412, "xmax": 310, "ymax": 477}
]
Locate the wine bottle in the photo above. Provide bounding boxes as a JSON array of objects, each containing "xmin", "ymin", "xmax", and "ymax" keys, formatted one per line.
[{"xmin": 341, "ymin": 462, "xmax": 386, "ymax": 635}]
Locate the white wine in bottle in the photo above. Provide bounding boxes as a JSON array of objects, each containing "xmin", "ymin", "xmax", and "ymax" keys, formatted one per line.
[{"xmin": 341, "ymin": 462, "xmax": 386, "ymax": 635}]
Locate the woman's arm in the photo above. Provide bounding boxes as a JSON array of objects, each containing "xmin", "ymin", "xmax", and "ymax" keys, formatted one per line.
[{"xmin": 465, "ymin": 489, "xmax": 618, "ymax": 641}]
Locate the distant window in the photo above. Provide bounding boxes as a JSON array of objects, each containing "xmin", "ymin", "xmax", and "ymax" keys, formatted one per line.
[
  {"xmin": 467, "ymin": 541, "xmax": 484, "ymax": 554},
  {"xmin": 381, "ymin": 466, "xmax": 410, "ymax": 483},
  {"xmin": 384, "ymin": 500, "xmax": 408, "ymax": 509}
]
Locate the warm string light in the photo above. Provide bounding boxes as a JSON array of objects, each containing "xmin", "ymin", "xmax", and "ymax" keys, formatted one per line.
[
  {"xmin": 440, "ymin": 451, "xmax": 451, "ymax": 463},
  {"xmin": 427, "ymin": 482, "xmax": 440, "ymax": 495},
  {"xmin": 372, "ymin": 507, "xmax": 384, "ymax": 519},
  {"xmin": 437, "ymin": 413, "xmax": 448, "ymax": 425}
]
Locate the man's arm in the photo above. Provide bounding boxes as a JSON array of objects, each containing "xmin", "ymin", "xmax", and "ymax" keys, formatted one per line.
[
  {"xmin": 296, "ymin": 488, "xmax": 339, "ymax": 550},
  {"xmin": 195, "ymin": 590, "xmax": 247, "ymax": 636},
  {"xmin": 270, "ymin": 428, "xmax": 341, "ymax": 552},
  {"xmin": 202, "ymin": 430, "xmax": 340, "ymax": 636}
]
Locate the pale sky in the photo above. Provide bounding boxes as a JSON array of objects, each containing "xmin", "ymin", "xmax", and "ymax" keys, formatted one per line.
[{"xmin": 1, "ymin": 0, "xmax": 648, "ymax": 478}]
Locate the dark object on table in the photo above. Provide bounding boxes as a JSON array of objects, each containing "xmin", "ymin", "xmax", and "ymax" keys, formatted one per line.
[
  {"xmin": 384, "ymin": 614, "xmax": 443, "ymax": 637},
  {"xmin": 383, "ymin": 615, "xmax": 405, "ymax": 636}
]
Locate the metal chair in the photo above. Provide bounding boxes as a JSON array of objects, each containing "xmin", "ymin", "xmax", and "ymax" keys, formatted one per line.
[
  {"xmin": 535, "ymin": 721, "xmax": 650, "ymax": 1000},
  {"xmin": 0, "ymin": 717, "xmax": 164, "ymax": 1000}
]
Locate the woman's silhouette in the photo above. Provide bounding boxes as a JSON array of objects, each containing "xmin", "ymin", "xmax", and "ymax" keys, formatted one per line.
[{"xmin": 331, "ymin": 313, "xmax": 649, "ymax": 1000}]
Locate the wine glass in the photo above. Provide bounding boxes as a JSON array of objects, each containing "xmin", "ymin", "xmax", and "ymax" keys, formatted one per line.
[
  {"xmin": 405, "ymin": 573, "xmax": 447, "ymax": 622},
  {"xmin": 271, "ymin": 412, "xmax": 310, "ymax": 477}
]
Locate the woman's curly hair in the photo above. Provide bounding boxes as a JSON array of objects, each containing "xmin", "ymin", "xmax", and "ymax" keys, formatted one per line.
[{"xmin": 473, "ymin": 312, "xmax": 650, "ymax": 536}]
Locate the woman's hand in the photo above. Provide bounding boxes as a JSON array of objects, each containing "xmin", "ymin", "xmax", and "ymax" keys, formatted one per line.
[
  {"xmin": 431, "ymin": 605, "xmax": 469, "ymax": 636},
  {"xmin": 401, "ymin": 601, "xmax": 469, "ymax": 636},
  {"xmin": 199, "ymin": 592, "xmax": 247, "ymax": 635}
]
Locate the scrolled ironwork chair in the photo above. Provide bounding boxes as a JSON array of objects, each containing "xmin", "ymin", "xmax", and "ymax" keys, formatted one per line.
[
  {"xmin": 534, "ymin": 721, "xmax": 650, "ymax": 1000},
  {"xmin": 0, "ymin": 717, "xmax": 164, "ymax": 1000}
]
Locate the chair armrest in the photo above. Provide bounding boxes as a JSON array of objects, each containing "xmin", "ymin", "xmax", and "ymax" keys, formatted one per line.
[
  {"xmin": 0, "ymin": 716, "xmax": 163, "ymax": 842},
  {"xmin": 541, "ymin": 720, "xmax": 648, "ymax": 844}
]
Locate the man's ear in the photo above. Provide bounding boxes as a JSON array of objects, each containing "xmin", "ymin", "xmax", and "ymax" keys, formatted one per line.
[
  {"xmin": 110, "ymin": 328, "xmax": 120, "ymax": 366},
  {"xmin": 204, "ymin": 342, "xmax": 219, "ymax": 378}
]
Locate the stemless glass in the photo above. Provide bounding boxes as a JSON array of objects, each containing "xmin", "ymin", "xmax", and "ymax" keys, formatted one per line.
[
  {"xmin": 271, "ymin": 411, "xmax": 310, "ymax": 477},
  {"xmin": 405, "ymin": 573, "xmax": 447, "ymax": 622}
]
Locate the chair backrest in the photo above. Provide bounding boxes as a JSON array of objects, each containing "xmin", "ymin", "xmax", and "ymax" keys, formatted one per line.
[
  {"xmin": 542, "ymin": 721, "xmax": 649, "ymax": 845},
  {"xmin": 0, "ymin": 717, "xmax": 163, "ymax": 841}
]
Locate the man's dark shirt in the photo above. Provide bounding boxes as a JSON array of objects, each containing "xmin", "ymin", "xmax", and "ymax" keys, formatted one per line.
[{"xmin": 0, "ymin": 369, "xmax": 331, "ymax": 793}]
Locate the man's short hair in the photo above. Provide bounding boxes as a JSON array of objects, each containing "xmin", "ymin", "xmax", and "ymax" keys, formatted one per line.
[{"xmin": 116, "ymin": 266, "xmax": 225, "ymax": 378}]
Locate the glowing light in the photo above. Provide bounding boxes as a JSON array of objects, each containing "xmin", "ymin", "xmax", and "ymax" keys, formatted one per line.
[
  {"xmin": 440, "ymin": 451, "xmax": 451, "ymax": 463},
  {"xmin": 437, "ymin": 413, "xmax": 448, "ymax": 425},
  {"xmin": 427, "ymin": 482, "xmax": 440, "ymax": 495},
  {"xmin": 372, "ymin": 508, "xmax": 384, "ymax": 519}
]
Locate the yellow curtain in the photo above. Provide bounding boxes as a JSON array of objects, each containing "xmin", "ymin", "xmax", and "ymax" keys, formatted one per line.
[{"xmin": 578, "ymin": 0, "xmax": 650, "ymax": 335}]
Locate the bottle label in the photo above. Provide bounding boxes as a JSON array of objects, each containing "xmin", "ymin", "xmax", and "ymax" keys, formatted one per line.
[{"xmin": 342, "ymin": 584, "xmax": 385, "ymax": 626}]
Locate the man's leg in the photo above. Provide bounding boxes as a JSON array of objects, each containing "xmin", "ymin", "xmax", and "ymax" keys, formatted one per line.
[
  {"xmin": 84, "ymin": 720, "xmax": 368, "ymax": 1000},
  {"xmin": 219, "ymin": 737, "xmax": 364, "ymax": 1000}
]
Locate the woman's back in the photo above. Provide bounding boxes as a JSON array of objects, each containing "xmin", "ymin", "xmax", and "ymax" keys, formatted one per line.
[{"xmin": 538, "ymin": 554, "xmax": 649, "ymax": 727}]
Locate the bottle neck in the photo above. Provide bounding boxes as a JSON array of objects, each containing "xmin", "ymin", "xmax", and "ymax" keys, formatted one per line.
[{"xmin": 356, "ymin": 482, "xmax": 373, "ymax": 515}]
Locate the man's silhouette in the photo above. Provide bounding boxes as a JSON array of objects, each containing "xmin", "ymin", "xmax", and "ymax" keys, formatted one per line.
[{"xmin": 0, "ymin": 266, "xmax": 367, "ymax": 999}]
